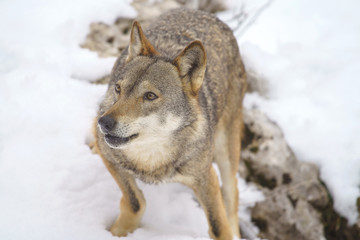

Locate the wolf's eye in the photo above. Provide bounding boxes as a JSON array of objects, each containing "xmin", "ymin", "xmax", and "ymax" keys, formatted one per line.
[
  {"xmin": 144, "ymin": 92, "xmax": 158, "ymax": 101},
  {"xmin": 114, "ymin": 84, "xmax": 121, "ymax": 94}
]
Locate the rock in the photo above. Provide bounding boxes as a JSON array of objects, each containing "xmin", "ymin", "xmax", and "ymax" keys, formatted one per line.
[
  {"xmin": 245, "ymin": 69, "xmax": 269, "ymax": 97},
  {"xmin": 241, "ymin": 108, "xmax": 328, "ymax": 240},
  {"xmin": 81, "ymin": 18, "xmax": 134, "ymax": 57}
]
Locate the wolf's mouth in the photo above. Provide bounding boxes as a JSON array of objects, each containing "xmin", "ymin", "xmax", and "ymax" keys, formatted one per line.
[{"xmin": 104, "ymin": 133, "xmax": 139, "ymax": 146}]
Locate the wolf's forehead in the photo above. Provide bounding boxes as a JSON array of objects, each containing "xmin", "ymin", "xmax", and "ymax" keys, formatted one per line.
[
  {"xmin": 121, "ymin": 57, "xmax": 180, "ymax": 92},
  {"xmin": 121, "ymin": 57, "xmax": 155, "ymax": 81}
]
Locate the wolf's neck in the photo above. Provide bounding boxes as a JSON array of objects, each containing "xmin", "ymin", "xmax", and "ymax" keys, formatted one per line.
[{"xmin": 122, "ymin": 137, "xmax": 174, "ymax": 172}]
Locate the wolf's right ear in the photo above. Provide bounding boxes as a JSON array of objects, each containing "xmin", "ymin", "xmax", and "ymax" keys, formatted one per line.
[
  {"xmin": 126, "ymin": 21, "xmax": 158, "ymax": 63},
  {"xmin": 173, "ymin": 40, "xmax": 206, "ymax": 95}
]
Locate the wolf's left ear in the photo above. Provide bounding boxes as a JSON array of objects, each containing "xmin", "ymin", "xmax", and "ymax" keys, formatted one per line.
[
  {"xmin": 126, "ymin": 21, "xmax": 158, "ymax": 63},
  {"xmin": 173, "ymin": 40, "xmax": 206, "ymax": 95}
]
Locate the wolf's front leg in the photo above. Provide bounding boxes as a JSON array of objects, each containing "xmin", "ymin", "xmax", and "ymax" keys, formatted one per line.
[
  {"xmin": 191, "ymin": 166, "xmax": 233, "ymax": 240},
  {"xmin": 102, "ymin": 158, "xmax": 146, "ymax": 237}
]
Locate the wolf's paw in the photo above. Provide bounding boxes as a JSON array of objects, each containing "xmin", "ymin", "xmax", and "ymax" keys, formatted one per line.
[
  {"xmin": 110, "ymin": 225, "xmax": 128, "ymax": 237},
  {"xmin": 109, "ymin": 221, "xmax": 138, "ymax": 237}
]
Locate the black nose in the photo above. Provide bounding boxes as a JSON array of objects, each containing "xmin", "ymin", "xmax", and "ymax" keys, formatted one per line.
[{"xmin": 98, "ymin": 116, "xmax": 116, "ymax": 132}]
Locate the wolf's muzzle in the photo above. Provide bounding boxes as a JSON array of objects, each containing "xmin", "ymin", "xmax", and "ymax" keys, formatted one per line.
[
  {"xmin": 98, "ymin": 115, "xmax": 139, "ymax": 147},
  {"xmin": 98, "ymin": 115, "xmax": 116, "ymax": 133}
]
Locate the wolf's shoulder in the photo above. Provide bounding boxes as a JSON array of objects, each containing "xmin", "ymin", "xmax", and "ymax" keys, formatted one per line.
[
  {"xmin": 144, "ymin": 8, "xmax": 235, "ymax": 59},
  {"xmin": 152, "ymin": 8, "xmax": 226, "ymax": 27},
  {"xmin": 147, "ymin": 8, "xmax": 233, "ymax": 37}
]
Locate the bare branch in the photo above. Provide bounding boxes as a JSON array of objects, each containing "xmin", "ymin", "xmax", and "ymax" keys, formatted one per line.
[{"xmin": 228, "ymin": 0, "xmax": 274, "ymax": 38}]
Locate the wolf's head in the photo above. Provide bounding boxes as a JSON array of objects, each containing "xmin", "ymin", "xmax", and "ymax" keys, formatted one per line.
[{"xmin": 98, "ymin": 21, "xmax": 206, "ymax": 149}]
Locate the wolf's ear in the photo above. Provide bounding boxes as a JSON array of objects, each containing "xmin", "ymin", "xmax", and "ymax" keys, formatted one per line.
[
  {"xmin": 126, "ymin": 21, "xmax": 158, "ymax": 63},
  {"xmin": 173, "ymin": 40, "xmax": 206, "ymax": 95}
]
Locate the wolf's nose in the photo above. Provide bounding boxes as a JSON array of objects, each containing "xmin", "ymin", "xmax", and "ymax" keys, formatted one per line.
[{"xmin": 98, "ymin": 116, "xmax": 116, "ymax": 132}]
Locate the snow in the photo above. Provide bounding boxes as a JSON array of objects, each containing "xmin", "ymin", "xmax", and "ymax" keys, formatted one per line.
[
  {"xmin": 0, "ymin": 0, "xmax": 359, "ymax": 239},
  {"xmin": 223, "ymin": 0, "xmax": 360, "ymax": 224}
]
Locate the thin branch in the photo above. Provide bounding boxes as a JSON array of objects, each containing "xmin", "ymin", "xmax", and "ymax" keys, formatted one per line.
[{"xmin": 230, "ymin": 0, "xmax": 274, "ymax": 38}]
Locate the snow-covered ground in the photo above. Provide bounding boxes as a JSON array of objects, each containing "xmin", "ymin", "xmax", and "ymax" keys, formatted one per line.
[{"xmin": 0, "ymin": 0, "xmax": 359, "ymax": 239}]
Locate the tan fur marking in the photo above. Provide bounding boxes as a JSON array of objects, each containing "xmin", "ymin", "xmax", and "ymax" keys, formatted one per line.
[
  {"xmin": 101, "ymin": 157, "xmax": 146, "ymax": 237},
  {"xmin": 191, "ymin": 166, "xmax": 233, "ymax": 240},
  {"xmin": 214, "ymin": 108, "xmax": 243, "ymax": 238}
]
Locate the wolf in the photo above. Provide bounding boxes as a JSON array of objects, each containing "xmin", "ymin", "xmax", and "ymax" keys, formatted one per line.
[{"xmin": 93, "ymin": 8, "xmax": 247, "ymax": 240}]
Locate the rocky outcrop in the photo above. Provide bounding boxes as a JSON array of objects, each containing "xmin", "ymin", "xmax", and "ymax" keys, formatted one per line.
[
  {"xmin": 81, "ymin": 18, "xmax": 133, "ymax": 57},
  {"xmin": 241, "ymin": 108, "xmax": 328, "ymax": 240},
  {"xmin": 242, "ymin": 70, "xmax": 360, "ymax": 239}
]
